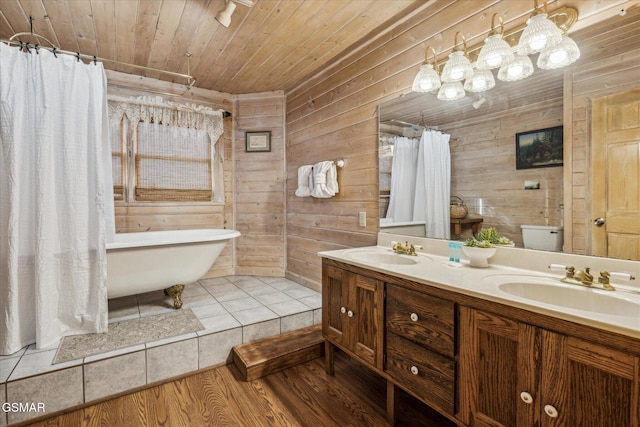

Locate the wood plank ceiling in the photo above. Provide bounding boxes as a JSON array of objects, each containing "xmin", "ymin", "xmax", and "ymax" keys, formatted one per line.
[{"xmin": 0, "ymin": 0, "xmax": 419, "ymax": 94}]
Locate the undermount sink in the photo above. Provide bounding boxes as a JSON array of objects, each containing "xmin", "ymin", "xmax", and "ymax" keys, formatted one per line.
[
  {"xmin": 485, "ymin": 275, "xmax": 640, "ymax": 317},
  {"xmin": 344, "ymin": 248, "xmax": 428, "ymax": 266}
]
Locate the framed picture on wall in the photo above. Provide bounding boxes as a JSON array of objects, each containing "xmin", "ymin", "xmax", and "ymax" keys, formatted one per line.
[
  {"xmin": 245, "ymin": 131, "xmax": 271, "ymax": 152},
  {"xmin": 515, "ymin": 126, "xmax": 563, "ymax": 170}
]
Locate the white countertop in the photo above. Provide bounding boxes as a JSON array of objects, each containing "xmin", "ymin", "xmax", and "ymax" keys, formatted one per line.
[{"xmin": 319, "ymin": 243, "xmax": 640, "ymax": 339}]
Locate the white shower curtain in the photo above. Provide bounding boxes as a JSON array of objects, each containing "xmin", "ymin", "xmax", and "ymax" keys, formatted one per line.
[
  {"xmin": 0, "ymin": 43, "xmax": 114, "ymax": 354},
  {"xmin": 385, "ymin": 136, "xmax": 419, "ymax": 222},
  {"xmin": 413, "ymin": 130, "xmax": 451, "ymax": 239}
]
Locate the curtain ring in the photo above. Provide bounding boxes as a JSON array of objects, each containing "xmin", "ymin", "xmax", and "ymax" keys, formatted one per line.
[
  {"xmin": 52, "ymin": 47, "xmax": 57, "ymax": 58},
  {"xmin": 93, "ymin": 56, "xmax": 97, "ymax": 65},
  {"xmin": 76, "ymin": 52, "xmax": 80, "ymax": 62}
]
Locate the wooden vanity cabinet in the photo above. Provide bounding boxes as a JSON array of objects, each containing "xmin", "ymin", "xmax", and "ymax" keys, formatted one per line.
[
  {"xmin": 459, "ymin": 307, "xmax": 640, "ymax": 427},
  {"xmin": 322, "ymin": 262, "xmax": 384, "ymax": 371},
  {"xmin": 322, "ymin": 258, "xmax": 640, "ymax": 427},
  {"xmin": 385, "ymin": 284, "xmax": 457, "ymax": 416}
]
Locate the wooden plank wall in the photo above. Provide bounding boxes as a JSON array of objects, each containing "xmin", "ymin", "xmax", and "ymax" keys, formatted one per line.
[
  {"xmin": 444, "ymin": 98, "xmax": 564, "ymax": 245},
  {"xmin": 285, "ymin": 1, "xmax": 551, "ymax": 290},
  {"xmin": 285, "ymin": 2, "xmax": 640, "ymax": 289},
  {"xmin": 106, "ymin": 70, "xmax": 237, "ymax": 278},
  {"xmin": 233, "ymin": 92, "xmax": 287, "ymax": 277}
]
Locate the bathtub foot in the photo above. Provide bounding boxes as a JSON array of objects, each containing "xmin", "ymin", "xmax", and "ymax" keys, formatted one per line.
[{"xmin": 165, "ymin": 284, "xmax": 185, "ymax": 309}]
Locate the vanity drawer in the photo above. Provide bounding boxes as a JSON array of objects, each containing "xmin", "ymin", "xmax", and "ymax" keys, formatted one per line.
[
  {"xmin": 386, "ymin": 284, "xmax": 455, "ymax": 357},
  {"xmin": 386, "ymin": 333, "xmax": 456, "ymax": 415}
]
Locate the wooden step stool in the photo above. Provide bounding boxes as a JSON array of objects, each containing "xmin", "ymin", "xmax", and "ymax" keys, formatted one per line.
[{"xmin": 232, "ymin": 325, "xmax": 325, "ymax": 381}]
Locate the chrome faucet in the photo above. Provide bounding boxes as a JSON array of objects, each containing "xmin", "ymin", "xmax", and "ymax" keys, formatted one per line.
[{"xmin": 392, "ymin": 241, "xmax": 417, "ymax": 256}]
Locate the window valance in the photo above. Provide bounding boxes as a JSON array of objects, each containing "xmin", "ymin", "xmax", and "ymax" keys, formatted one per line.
[{"xmin": 107, "ymin": 95, "xmax": 225, "ymax": 144}]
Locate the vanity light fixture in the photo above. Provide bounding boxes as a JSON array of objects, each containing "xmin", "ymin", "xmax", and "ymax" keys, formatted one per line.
[
  {"xmin": 464, "ymin": 68, "xmax": 495, "ymax": 92},
  {"xmin": 476, "ymin": 14, "xmax": 514, "ymax": 70},
  {"xmin": 497, "ymin": 53, "xmax": 534, "ymax": 82},
  {"xmin": 437, "ymin": 81, "xmax": 466, "ymax": 101},
  {"xmin": 537, "ymin": 34, "xmax": 581, "ymax": 69},
  {"xmin": 517, "ymin": 0, "xmax": 563, "ymax": 55},
  {"xmin": 411, "ymin": 1, "xmax": 579, "ymax": 102},
  {"xmin": 411, "ymin": 46, "xmax": 441, "ymax": 92},
  {"xmin": 440, "ymin": 32, "xmax": 474, "ymax": 83}
]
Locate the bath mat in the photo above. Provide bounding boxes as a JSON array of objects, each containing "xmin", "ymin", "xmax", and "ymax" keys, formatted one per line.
[{"xmin": 54, "ymin": 309, "xmax": 204, "ymax": 364}]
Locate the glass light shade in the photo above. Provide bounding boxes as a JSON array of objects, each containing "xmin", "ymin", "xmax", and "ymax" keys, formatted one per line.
[
  {"xmin": 411, "ymin": 64, "xmax": 441, "ymax": 92},
  {"xmin": 476, "ymin": 34, "xmax": 515, "ymax": 70},
  {"xmin": 517, "ymin": 14, "xmax": 562, "ymax": 55},
  {"xmin": 441, "ymin": 51, "xmax": 473, "ymax": 82},
  {"xmin": 437, "ymin": 81, "xmax": 465, "ymax": 101},
  {"xmin": 497, "ymin": 54, "xmax": 534, "ymax": 81},
  {"xmin": 537, "ymin": 35, "xmax": 581, "ymax": 69},
  {"xmin": 464, "ymin": 69, "xmax": 495, "ymax": 92}
]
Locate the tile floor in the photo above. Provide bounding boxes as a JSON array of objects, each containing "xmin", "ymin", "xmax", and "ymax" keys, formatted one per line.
[{"xmin": 0, "ymin": 275, "xmax": 322, "ymax": 425}]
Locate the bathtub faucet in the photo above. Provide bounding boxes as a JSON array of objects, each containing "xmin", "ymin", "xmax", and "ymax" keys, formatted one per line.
[{"xmin": 392, "ymin": 241, "xmax": 417, "ymax": 256}]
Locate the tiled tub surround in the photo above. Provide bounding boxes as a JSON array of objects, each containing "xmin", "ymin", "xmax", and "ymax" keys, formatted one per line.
[{"xmin": 0, "ymin": 276, "xmax": 321, "ymax": 425}]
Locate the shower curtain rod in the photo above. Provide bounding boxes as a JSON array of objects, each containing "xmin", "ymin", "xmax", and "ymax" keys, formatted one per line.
[
  {"xmin": 385, "ymin": 119, "xmax": 440, "ymax": 131},
  {"xmin": 1, "ymin": 36, "xmax": 196, "ymax": 88}
]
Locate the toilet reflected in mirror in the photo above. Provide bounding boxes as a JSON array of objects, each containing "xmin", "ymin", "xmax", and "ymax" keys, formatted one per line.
[{"xmin": 521, "ymin": 225, "xmax": 563, "ymax": 252}]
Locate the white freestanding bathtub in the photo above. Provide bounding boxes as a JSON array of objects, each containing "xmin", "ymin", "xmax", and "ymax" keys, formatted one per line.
[{"xmin": 106, "ymin": 229, "xmax": 240, "ymax": 307}]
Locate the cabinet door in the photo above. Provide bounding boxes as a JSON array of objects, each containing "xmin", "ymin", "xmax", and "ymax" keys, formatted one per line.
[
  {"xmin": 322, "ymin": 265, "xmax": 349, "ymax": 347},
  {"xmin": 458, "ymin": 307, "xmax": 541, "ymax": 427},
  {"xmin": 541, "ymin": 331, "xmax": 640, "ymax": 427},
  {"xmin": 350, "ymin": 273, "xmax": 384, "ymax": 370}
]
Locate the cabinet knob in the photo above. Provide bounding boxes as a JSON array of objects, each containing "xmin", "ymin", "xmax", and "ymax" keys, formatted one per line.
[
  {"xmin": 347, "ymin": 310, "xmax": 354, "ymax": 318},
  {"xmin": 410, "ymin": 313, "xmax": 419, "ymax": 322},
  {"xmin": 520, "ymin": 392, "xmax": 533, "ymax": 404},
  {"xmin": 410, "ymin": 366, "xmax": 419, "ymax": 375},
  {"xmin": 544, "ymin": 404, "xmax": 559, "ymax": 418},
  {"xmin": 340, "ymin": 307, "xmax": 346, "ymax": 314}
]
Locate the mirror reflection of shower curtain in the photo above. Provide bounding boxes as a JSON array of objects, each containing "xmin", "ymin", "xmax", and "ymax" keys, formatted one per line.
[
  {"xmin": 0, "ymin": 42, "xmax": 113, "ymax": 354},
  {"xmin": 413, "ymin": 130, "xmax": 451, "ymax": 239},
  {"xmin": 385, "ymin": 136, "xmax": 419, "ymax": 222}
]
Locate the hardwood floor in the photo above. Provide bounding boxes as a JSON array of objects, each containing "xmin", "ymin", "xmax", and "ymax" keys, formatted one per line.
[{"xmin": 22, "ymin": 352, "xmax": 456, "ymax": 427}]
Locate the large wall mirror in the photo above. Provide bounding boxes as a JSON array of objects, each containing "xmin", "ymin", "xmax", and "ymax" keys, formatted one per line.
[{"xmin": 378, "ymin": 8, "xmax": 640, "ymax": 261}]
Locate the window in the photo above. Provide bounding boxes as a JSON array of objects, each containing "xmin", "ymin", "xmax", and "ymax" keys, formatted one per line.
[
  {"xmin": 108, "ymin": 96, "xmax": 225, "ymax": 203},
  {"xmin": 136, "ymin": 123, "xmax": 211, "ymax": 201}
]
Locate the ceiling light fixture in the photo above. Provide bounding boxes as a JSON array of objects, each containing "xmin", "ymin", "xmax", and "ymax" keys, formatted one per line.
[
  {"xmin": 216, "ymin": 0, "xmax": 254, "ymax": 28},
  {"xmin": 411, "ymin": 1, "xmax": 579, "ymax": 102}
]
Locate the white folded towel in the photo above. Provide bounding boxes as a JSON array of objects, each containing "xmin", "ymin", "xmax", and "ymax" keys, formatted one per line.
[
  {"xmin": 295, "ymin": 165, "xmax": 314, "ymax": 197},
  {"xmin": 311, "ymin": 161, "xmax": 339, "ymax": 198}
]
